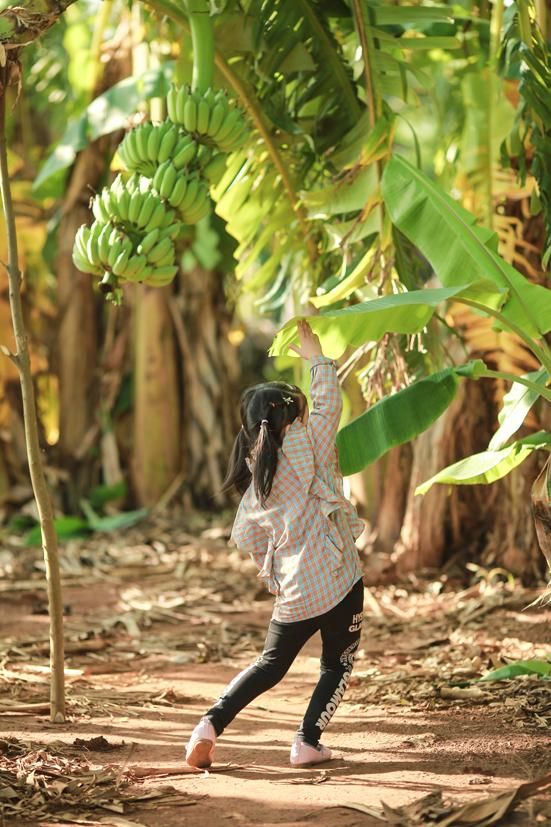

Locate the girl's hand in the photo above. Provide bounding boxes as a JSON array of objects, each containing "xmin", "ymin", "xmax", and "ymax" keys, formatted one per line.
[{"xmin": 288, "ymin": 319, "xmax": 324, "ymax": 359}]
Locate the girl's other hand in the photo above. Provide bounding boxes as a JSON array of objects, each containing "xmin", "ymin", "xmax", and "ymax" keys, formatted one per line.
[{"xmin": 288, "ymin": 319, "xmax": 324, "ymax": 359}]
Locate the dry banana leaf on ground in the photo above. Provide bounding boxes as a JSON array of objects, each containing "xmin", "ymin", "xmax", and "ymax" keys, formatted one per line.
[{"xmin": 342, "ymin": 771, "xmax": 551, "ymax": 826}]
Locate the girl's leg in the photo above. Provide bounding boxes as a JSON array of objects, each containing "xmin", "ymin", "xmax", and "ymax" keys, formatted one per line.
[
  {"xmin": 205, "ymin": 614, "xmax": 319, "ymax": 736},
  {"xmin": 297, "ymin": 577, "xmax": 364, "ymax": 747}
]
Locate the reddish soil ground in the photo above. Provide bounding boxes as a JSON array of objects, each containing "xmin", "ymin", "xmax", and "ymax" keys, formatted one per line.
[{"xmin": 0, "ymin": 520, "xmax": 550, "ymax": 826}]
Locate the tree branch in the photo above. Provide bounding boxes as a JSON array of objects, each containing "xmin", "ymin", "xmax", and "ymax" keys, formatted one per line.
[{"xmin": 0, "ymin": 62, "xmax": 65, "ymax": 721}]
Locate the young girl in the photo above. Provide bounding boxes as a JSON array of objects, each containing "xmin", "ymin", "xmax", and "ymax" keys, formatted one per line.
[{"xmin": 185, "ymin": 319, "xmax": 365, "ymax": 768}]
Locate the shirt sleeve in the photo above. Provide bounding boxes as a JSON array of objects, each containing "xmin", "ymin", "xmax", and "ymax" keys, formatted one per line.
[
  {"xmin": 229, "ymin": 500, "xmax": 269, "ymax": 571},
  {"xmin": 306, "ymin": 354, "xmax": 342, "ymax": 466}
]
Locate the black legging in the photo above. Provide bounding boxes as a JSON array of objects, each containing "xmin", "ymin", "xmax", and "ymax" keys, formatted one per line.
[{"xmin": 205, "ymin": 577, "xmax": 364, "ymax": 747}]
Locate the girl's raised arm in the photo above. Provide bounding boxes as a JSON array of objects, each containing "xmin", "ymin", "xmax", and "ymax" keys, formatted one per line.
[
  {"xmin": 306, "ymin": 355, "xmax": 342, "ymax": 465},
  {"xmin": 289, "ymin": 320, "xmax": 342, "ymax": 466}
]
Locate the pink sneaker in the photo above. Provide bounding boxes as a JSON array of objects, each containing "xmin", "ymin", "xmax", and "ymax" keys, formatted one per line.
[
  {"xmin": 185, "ymin": 717, "xmax": 217, "ymax": 768},
  {"xmin": 290, "ymin": 737, "xmax": 332, "ymax": 767}
]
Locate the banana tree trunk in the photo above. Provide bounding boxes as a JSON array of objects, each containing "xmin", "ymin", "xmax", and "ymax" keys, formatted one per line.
[
  {"xmin": 131, "ymin": 286, "xmax": 180, "ymax": 505},
  {"xmin": 170, "ymin": 265, "xmax": 240, "ymax": 508},
  {"xmin": 56, "ymin": 43, "xmax": 131, "ymax": 510},
  {"xmin": 56, "ymin": 145, "xmax": 101, "ymax": 511}
]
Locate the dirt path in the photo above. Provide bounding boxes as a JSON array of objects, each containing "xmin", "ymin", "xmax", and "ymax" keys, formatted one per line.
[{"xmin": 0, "ymin": 516, "xmax": 550, "ymax": 825}]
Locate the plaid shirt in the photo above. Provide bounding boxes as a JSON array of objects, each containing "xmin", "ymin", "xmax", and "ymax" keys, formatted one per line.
[{"xmin": 229, "ymin": 355, "xmax": 364, "ymax": 622}]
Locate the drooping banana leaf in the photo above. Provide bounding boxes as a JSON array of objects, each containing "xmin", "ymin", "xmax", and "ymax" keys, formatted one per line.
[
  {"xmin": 335, "ymin": 364, "xmax": 480, "ymax": 476},
  {"xmin": 381, "ymin": 155, "xmax": 551, "ymax": 338},
  {"xmin": 489, "ymin": 368, "xmax": 549, "ymax": 450},
  {"xmin": 416, "ymin": 431, "xmax": 551, "ymax": 495},
  {"xmin": 269, "ymin": 281, "xmax": 507, "ymax": 359}
]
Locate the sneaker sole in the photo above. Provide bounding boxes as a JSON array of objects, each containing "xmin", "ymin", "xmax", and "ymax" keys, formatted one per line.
[
  {"xmin": 186, "ymin": 738, "xmax": 213, "ymax": 769},
  {"xmin": 290, "ymin": 755, "xmax": 332, "ymax": 768}
]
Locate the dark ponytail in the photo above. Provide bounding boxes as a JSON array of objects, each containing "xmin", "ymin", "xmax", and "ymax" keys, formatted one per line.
[
  {"xmin": 220, "ymin": 427, "xmax": 252, "ymax": 496},
  {"xmin": 220, "ymin": 381, "xmax": 307, "ymax": 507},
  {"xmin": 250, "ymin": 418, "xmax": 280, "ymax": 504}
]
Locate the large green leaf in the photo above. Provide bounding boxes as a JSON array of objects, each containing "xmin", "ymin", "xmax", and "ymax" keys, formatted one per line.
[
  {"xmin": 80, "ymin": 499, "xmax": 149, "ymax": 532},
  {"xmin": 479, "ymin": 659, "xmax": 551, "ymax": 681},
  {"xmin": 416, "ymin": 432, "xmax": 551, "ymax": 495},
  {"xmin": 335, "ymin": 365, "xmax": 476, "ymax": 476},
  {"xmin": 488, "ymin": 368, "xmax": 549, "ymax": 450},
  {"xmin": 381, "ymin": 155, "xmax": 551, "ymax": 338},
  {"xmin": 269, "ymin": 282, "xmax": 507, "ymax": 359},
  {"xmin": 25, "ymin": 517, "xmax": 90, "ymax": 546},
  {"xmin": 33, "ymin": 64, "xmax": 175, "ymax": 198}
]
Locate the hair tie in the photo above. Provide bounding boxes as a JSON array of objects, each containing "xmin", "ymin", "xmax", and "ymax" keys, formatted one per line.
[{"xmin": 260, "ymin": 419, "xmax": 269, "ymax": 427}]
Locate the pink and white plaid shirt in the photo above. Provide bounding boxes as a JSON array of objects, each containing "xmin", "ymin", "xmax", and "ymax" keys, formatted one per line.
[{"xmin": 229, "ymin": 355, "xmax": 364, "ymax": 622}]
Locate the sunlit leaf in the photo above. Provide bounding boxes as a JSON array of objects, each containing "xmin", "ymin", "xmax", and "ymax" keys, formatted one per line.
[
  {"xmin": 270, "ymin": 282, "xmax": 507, "ymax": 359},
  {"xmin": 489, "ymin": 368, "xmax": 549, "ymax": 450},
  {"xmin": 416, "ymin": 432, "xmax": 551, "ymax": 495},
  {"xmin": 336, "ymin": 365, "xmax": 472, "ymax": 476},
  {"xmin": 381, "ymin": 155, "xmax": 551, "ymax": 338}
]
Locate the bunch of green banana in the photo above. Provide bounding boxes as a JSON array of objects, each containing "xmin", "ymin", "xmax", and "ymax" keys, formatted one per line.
[
  {"xmin": 118, "ymin": 121, "xmax": 201, "ymax": 176},
  {"xmin": 151, "ymin": 161, "xmax": 211, "ymax": 224},
  {"xmin": 166, "ymin": 84, "xmax": 248, "ymax": 152},
  {"xmin": 92, "ymin": 174, "xmax": 181, "ymax": 238}
]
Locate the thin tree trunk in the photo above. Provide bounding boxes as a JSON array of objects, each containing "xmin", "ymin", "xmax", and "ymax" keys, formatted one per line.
[{"xmin": 0, "ymin": 66, "xmax": 64, "ymax": 721}]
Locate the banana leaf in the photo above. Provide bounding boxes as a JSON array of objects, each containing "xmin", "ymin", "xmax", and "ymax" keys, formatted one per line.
[
  {"xmin": 489, "ymin": 368, "xmax": 549, "ymax": 450},
  {"xmin": 336, "ymin": 364, "xmax": 478, "ymax": 476},
  {"xmin": 416, "ymin": 431, "xmax": 551, "ymax": 495},
  {"xmin": 381, "ymin": 155, "xmax": 551, "ymax": 338},
  {"xmin": 269, "ymin": 281, "xmax": 507, "ymax": 359},
  {"xmin": 479, "ymin": 659, "xmax": 551, "ymax": 681}
]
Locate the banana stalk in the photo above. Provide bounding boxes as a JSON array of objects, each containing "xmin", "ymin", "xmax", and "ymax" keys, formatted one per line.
[{"xmin": 184, "ymin": 0, "xmax": 214, "ymax": 94}]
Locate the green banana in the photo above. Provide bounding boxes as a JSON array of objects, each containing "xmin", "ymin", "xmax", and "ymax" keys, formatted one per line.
[
  {"xmin": 158, "ymin": 126, "xmax": 178, "ymax": 164},
  {"xmin": 159, "ymin": 163, "xmax": 178, "ymax": 200},
  {"xmin": 152, "ymin": 162, "xmax": 167, "ymax": 194},
  {"xmin": 147, "ymin": 237, "xmax": 173, "ymax": 264},
  {"xmin": 135, "ymin": 192, "xmax": 156, "ymax": 228},
  {"xmin": 207, "ymin": 101, "xmax": 227, "ymax": 138},
  {"xmin": 146, "ymin": 125, "xmax": 162, "ymax": 161},
  {"xmin": 151, "ymin": 250, "xmax": 175, "ymax": 267},
  {"xmin": 97, "ymin": 224, "xmax": 112, "ymax": 264},
  {"xmin": 86, "ymin": 222, "xmax": 102, "ymax": 265},
  {"xmin": 167, "ymin": 85, "xmax": 178, "ymax": 123},
  {"xmin": 214, "ymin": 108, "xmax": 243, "ymax": 145},
  {"xmin": 117, "ymin": 189, "xmax": 131, "ymax": 222},
  {"xmin": 183, "ymin": 97, "xmax": 198, "ymax": 133},
  {"xmin": 92, "ymin": 195, "xmax": 109, "ymax": 224},
  {"xmin": 124, "ymin": 254, "xmax": 148, "ymax": 282},
  {"xmin": 137, "ymin": 228, "xmax": 160, "ymax": 256},
  {"xmin": 197, "ymin": 99, "xmax": 210, "ymax": 134},
  {"xmin": 143, "ymin": 266, "xmax": 178, "ymax": 287},
  {"xmin": 112, "ymin": 248, "xmax": 131, "ymax": 277},
  {"xmin": 128, "ymin": 190, "xmax": 143, "ymax": 225},
  {"xmin": 173, "ymin": 138, "xmax": 197, "ymax": 169},
  {"xmin": 184, "ymin": 194, "xmax": 210, "ymax": 224},
  {"xmin": 146, "ymin": 202, "xmax": 168, "ymax": 232},
  {"xmin": 167, "ymin": 176, "xmax": 188, "ymax": 208},
  {"xmin": 74, "ymin": 226, "xmax": 90, "ymax": 259},
  {"xmin": 203, "ymin": 153, "xmax": 227, "ymax": 186},
  {"xmin": 177, "ymin": 176, "xmax": 199, "ymax": 214},
  {"xmin": 176, "ymin": 86, "xmax": 188, "ymax": 124}
]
